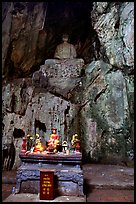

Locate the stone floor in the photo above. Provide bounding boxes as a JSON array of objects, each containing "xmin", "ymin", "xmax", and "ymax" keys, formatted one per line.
[{"xmin": 2, "ymin": 163, "xmax": 134, "ymax": 202}]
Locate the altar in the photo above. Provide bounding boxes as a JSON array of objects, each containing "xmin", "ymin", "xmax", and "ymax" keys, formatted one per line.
[
  {"xmin": 16, "ymin": 152, "xmax": 84, "ymax": 197},
  {"xmin": 15, "ymin": 35, "xmax": 85, "ymax": 198}
]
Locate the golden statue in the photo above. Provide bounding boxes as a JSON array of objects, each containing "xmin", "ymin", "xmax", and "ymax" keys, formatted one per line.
[
  {"xmin": 48, "ymin": 128, "xmax": 60, "ymax": 153},
  {"xmin": 34, "ymin": 134, "xmax": 44, "ymax": 152}
]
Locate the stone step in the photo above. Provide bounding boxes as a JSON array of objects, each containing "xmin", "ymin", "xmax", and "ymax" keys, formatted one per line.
[
  {"xmin": 82, "ymin": 164, "xmax": 134, "ymax": 191},
  {"xmin": 2, "ymin": 170, "xmax": 16, "ymax": 184},
  {"xmin": 84, "ymin": 180, "xmax": 134, "ymax": 190},
  {"xmin": 2, "ymin": 177, "xmax": 16, "ymax": 184}
]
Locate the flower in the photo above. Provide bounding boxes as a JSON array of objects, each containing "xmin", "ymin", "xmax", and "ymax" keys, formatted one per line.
[{"xmin": 36, "ymin": 134, "xmax": 39, "ymax": 138}]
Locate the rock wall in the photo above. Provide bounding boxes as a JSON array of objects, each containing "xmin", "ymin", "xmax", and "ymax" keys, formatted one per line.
[
  {"xmin": 81, "ymin": 2, "xmax": 134, "ymax": 163},
  {"xmin": 80, "ymin": 60, "xmax": 134, "ymax": 163},
  {"xmin": 91, "ymin": 2, "xmax": 134, "ymax": 69},
  {"xmin": 2, "ymin": 2, "xmax": 47, "ymax": 78}
]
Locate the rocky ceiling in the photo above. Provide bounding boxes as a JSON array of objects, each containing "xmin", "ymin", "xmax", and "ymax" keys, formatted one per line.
[{"xmin": 44, "ymin": 2, "xmax": 92, "ymax": 41}]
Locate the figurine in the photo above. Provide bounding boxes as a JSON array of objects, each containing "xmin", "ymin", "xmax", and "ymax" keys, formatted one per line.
[
  {"xmin": 47, "ymin": 128, "xmax": 60, "ymax": 153},
  {"xmin": 50, "ymin": 128, "xmax": 59, "ymax": 141},
  {"xmin": 33, "ymin": 134, "xmax": 43, "ymax": 153},
  {"xmin": 34, "ymin": 138, "xmax": 43, "ymax": 152}
]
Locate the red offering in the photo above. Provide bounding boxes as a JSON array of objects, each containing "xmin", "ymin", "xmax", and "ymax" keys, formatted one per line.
[{"xmin": 21, "ymin": 137, "xmax": 27, "ymax": 153}]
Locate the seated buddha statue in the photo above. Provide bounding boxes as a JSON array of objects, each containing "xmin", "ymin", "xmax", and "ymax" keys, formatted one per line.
[
  {"xmin": 54, "ymin": 34, "xmax": 77, "ymax": 59},
  {"xmin": 41, "ymin": 34, "xmax": 84, "ymax": 78}
]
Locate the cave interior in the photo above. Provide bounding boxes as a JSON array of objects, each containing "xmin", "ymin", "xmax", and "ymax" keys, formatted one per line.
[{"xmin": 43, "ymin": 1, "xmax": 94, "ymax": 60}]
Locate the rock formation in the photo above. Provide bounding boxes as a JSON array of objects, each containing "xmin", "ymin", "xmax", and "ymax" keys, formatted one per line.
[{"xmin": 2, "ymin": 2, "xmax": 134, "ymax": 169}]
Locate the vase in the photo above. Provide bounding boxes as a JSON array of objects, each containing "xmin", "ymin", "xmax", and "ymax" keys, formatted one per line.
[
  {"xmin": 75, "ymin": 140, "xmax": 80, "ymax": 153},
  {"xmin": 21, "ymin": 137, "xmax": 27, "ymax": 153}
]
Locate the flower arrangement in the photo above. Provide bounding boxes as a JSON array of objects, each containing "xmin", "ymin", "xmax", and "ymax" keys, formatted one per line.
[
  {"xmin": 26, "ymin": 133, "xmax": 41, "ymax": 151},
  {"xmin": 71, "ymin": 134, "xmax": 79, "ymax": 147},
  {"xmin": 71, "ymin": 134, "xmax": 81, "ymax": 153}
]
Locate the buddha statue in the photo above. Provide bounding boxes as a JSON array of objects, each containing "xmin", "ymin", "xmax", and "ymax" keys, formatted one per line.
[
  {"xmin": 54, "ymin": 34, "xmax": 77, "ymax": 60},
  {"xmin": 41, "ymin": 34, "xmax": 84, "ymax": 79}
]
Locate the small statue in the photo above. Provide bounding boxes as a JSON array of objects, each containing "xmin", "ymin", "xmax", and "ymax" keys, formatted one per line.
[
  {"xmin": 33, "ymin": 134, "xmax": 44, "ymax": 153},
  {"xmin": 48, "ymin": 128, "xmax": 60, "ymax": 153},
  {"xmin": 34, "ymin": 138, "xmax": 43, "ymax": 152},
  {"xmin": 54, "ymin": 34, "xmax": 77, "ymax": 60}
]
